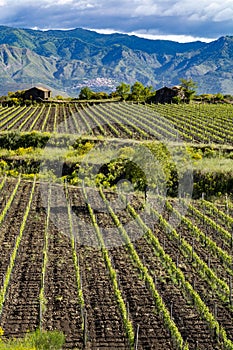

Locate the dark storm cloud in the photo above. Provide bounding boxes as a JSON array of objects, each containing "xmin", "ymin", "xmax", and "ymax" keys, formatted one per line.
[{"xmin": 0, "ymin": 0, "xmax": 232, "ymax": 41}]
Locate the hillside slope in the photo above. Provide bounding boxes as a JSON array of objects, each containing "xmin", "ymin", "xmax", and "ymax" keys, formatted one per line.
[{"xmin": 0, "ymin": 26, "xmax": 232, "ymax": 96}]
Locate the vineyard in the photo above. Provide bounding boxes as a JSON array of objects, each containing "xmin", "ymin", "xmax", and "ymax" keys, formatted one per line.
[
  {"xmin": 0, "ymin": 101, "xmax": 233, "ymax": 349},
  {"xmin": 0, "ymin": 102, "xmax": 232, "ymax": 144}
]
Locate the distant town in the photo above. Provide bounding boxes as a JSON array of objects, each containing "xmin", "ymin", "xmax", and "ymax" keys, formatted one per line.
[{"xmin": 74, "ymin": 77, "xmax": 118, "ymax": 90}]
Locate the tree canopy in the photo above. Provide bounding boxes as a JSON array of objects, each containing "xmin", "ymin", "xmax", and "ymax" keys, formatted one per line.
[
  {"xmin": 179, "ymin": 78, "xmax": 197, "ymax": 103},
  {"xmin": 78, "ymin": 86, "xmax": 93, "ymax": 100}
]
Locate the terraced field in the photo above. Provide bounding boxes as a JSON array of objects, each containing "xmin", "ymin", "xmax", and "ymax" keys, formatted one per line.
[{"xmin": 0, "ymin": 101, "xmax": 233, "ymax": 349}]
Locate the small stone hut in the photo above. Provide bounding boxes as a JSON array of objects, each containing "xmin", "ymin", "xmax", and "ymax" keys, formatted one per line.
[
  {"xmin": 152, "ymin": 86, "xmax": 184, "ymax": 104},
  {"xmin": 23, "ymin": 86, "xmax": 51, "ymax": 101}
]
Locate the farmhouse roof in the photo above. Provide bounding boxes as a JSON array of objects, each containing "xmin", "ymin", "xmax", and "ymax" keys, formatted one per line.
[
  {"xmin": 156, "ymin": 86, "xmax": 174, "ymax": 92},
  {"xmin": 33, "ymin": 86, "xmax": 51, "ymax": 92}
]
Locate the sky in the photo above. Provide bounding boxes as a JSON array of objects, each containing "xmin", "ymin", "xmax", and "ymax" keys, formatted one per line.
[{"xmin": 0, "ymin": 0, "xmax": 232, "ymax": 42}]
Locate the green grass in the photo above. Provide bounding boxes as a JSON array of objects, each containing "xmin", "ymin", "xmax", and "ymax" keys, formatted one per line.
[
  {"xmin": 193, "ymin": 157, "xmax": 233, "ymax": 173},
  {"xmin": 0, "ymin": 329, "xmax": 65, "ymax": 350}
]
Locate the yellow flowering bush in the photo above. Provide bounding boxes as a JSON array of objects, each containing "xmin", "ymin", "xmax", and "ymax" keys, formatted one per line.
[{"xmin": 0, "ymin": 327, "xmax": 4, "ymax": 337}]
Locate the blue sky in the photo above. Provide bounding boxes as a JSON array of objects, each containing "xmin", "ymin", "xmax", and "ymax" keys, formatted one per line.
[{"xmin": 0, "ymin": 0, "xmax": 232, "ymax": 42}]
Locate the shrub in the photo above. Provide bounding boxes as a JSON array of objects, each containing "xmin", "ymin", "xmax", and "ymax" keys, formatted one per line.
[
  {"xmin": 0, "ymin": 329, "xmax": 65, "ymax": 350},
  {"xmin": 0, "ymin": 160, "xmax": 8, "ymax": 171},
  {"xmin": 27, "ymin": 329, "xmax": 65, "ymax": 350}
]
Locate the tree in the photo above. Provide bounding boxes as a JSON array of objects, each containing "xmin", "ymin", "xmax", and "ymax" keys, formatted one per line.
[
  {"xmin": 130, "ymin": 82, "xmax": 154, "ymax": 102},
  {"xmin": 115, "ymin": 82, "xmax": 130, "ymax": 100},
  {"xmin": 143, "ymin": 85, "xmax": 154, "ymax": 100},
  {"xmin": 214, "ymin": 93, "xmax": 224, "ymax": 102},
  {"xmin": 179, "ymin": 78, "xmax": 197, "ymax": 103},
  {"xmin": 7, "ymin": 89, "xmax": 26, "ymax": 105},
  {"xmin": 130, "ymin": 81, "xmax": 145, "ymax": 101},
  {"xmin": 79, "ymin": 86, "xmax": 93, "ymax": 100},
  {"xmin": 91, "ymin": 91, "xmax": 109, "ymax": 100}
]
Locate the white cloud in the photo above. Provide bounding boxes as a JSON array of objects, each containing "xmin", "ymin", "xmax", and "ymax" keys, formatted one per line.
[
  {"xmin": 0, "ymin": 0, "xmax": 97, "ymax": 7},
  {"xmin": 133, "ymin": 0, "xmax": 159, "ymax": 16},
  {"xmin": 0, "ymin": 0, "xmax": 231, "ymax": 39},
  {"xmin": 92, "ymin": 28, "xmax": 216, "ymax": 43},
  {"xmin": 160, "ymin": 0, "xmax": 233, "ymax": 22},
  {"xmin": 41, "ymin": 0, "xmax": 96, "ymax": 9},
  {"xmin": 129, "ymin": 31, "xmax": 216, "ymax": 43},
  {"xmin": 52, "ymin": 0, "xmax": 73, "ymax": 5},
  {"xmin": 213, "ymin": 7, "xmax": 233, "ymax": 21}
]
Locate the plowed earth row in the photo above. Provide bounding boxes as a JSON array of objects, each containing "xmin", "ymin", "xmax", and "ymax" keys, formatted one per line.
[{"xmin": 0, "ymin": 178, "xmax": 233, "ymax": 349}]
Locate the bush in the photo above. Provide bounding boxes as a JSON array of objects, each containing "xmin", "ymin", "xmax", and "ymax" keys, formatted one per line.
[
  {"xmin": 27, "ymin": 329, "xmax": 65, "ymax": 350},
  {"xmin": 0, "ymin": 160, "xmax": 8, "ymax": 171},
  {"xmin": 226, "ymin": 152, "xmax": 233, "ymax": 159},
  {"xmin": 0, "ymin": 329, "xmax": 65, "ymax": 350},
  {"xmin": 0, "ymin": 132, "xmax": 50, "ymax": 150}
]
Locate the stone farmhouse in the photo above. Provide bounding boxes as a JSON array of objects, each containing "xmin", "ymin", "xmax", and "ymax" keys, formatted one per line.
[
  {"xmin": 23, "ymin": 86, "xmax": 52, "ymax": 101},
  {"xmin": 152, "ymin": 86, "xmax": 184, "ymax": 104}
]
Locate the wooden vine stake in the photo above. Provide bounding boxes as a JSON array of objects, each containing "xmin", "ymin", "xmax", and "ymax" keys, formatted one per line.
[
  {"xmin": 191, "ymin": 237, "xmax": 195, "ymax": 262},
  {"xmin": 208, "ymin": 254, "xmax": 211, "ymax": 268},
  {"xmin": 214, "ymin": 302, "xmax": 217, "ymax": 318},
  {"xmin": 134, "ymin": 324, "xmax": 139, "ymax": 350},
  {"xmin": 83, "ymin": 309, "xmax": 88, "ymax": 347},
  {"xmin": 226, "ymin": 194, "xmax": 229, "ymax": 216},
  {"xmin": 204, "ymin": 226, "xmax": 207, "ymax": 247},
  {"xmin": 39, "ymin": 304, "xmax": 42, "ymax": 331},
  {"xmin": 170, "ymin": 302, "xmax": 173, "ymax": 319}
]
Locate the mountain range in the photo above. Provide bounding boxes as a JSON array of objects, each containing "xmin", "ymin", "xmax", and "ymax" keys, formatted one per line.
[{"xmin": 0, "ymin": 25, "xmax": 232, "ymax": 96}]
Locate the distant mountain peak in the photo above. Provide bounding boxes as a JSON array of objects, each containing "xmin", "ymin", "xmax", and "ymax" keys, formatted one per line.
[{"xmin": 0, "ymin": 26, "xmax": 232, "ymax": 96}]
